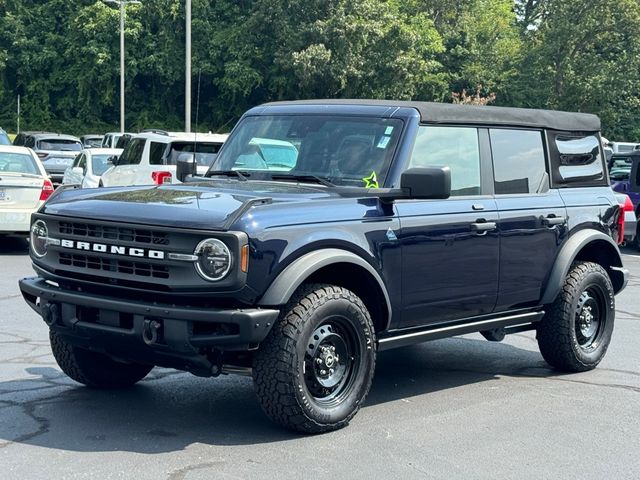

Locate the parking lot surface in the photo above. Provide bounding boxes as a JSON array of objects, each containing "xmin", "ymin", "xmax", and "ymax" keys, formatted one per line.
[{"xmin": 1, "ymin": 236, "xmax": 639, "ymax": 479}]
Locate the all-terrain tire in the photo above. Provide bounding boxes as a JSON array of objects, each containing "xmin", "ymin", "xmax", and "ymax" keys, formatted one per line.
[
  {"xmin": 253, "ymin": 284, "xmax": 376, "ymax": 434},
  {"xmin": 537, "ymin": 261, "xmax": 615, "ymax": 372},
  {"xmin": 50, "ymin": 330, "xmax": 153, "ymax": 388}
]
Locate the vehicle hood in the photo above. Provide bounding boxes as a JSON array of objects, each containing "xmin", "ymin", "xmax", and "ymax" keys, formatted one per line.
[{"xmin": 41, "ymin": 180, "xmax": 334, "ymax": 230}]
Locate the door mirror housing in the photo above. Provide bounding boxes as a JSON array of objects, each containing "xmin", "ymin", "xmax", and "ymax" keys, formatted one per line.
[
  {"xmin": 176, "ymin": 153, "xmax": 197, "ymax": 183},
  {"xmin": 400, "ymin": 167, "xmax": 451, "ymax": 199},
  {"xmin": 107, "ymin": 155, "xmax": 118, "ymax": 166}
]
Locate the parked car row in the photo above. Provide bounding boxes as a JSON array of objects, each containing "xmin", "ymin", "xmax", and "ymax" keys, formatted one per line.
[{"xmin": 0, "ymin": 128, "xmax": 228, "ymax": 236}]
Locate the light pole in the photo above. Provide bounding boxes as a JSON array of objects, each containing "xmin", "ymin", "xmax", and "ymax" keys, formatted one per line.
[
  {"xmin": 104, "ymin": 0, "xmax": 141, "ymax": 133},
  {"xmin": 185, "ymin": 0, "xmax": 191, "ymax": 132}
]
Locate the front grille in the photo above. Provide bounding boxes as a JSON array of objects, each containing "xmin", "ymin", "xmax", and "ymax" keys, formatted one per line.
[
  {"xmin": 59, "ymin": 221, "xmax": 170, "ymax": 246},
  {"xmin": 59, "ymin": 253, "xmax": 169, "ymax": 279}
]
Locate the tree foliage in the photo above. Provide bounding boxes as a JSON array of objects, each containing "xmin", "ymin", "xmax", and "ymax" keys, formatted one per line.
[{"xmin": 0, "ymin": 0, "xmax": 638, "ymax": 139}]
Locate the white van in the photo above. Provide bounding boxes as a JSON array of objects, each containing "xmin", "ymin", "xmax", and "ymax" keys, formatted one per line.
[{"xmin": 99, "ymin": 131, "xmax": 228, "ymax": 187}]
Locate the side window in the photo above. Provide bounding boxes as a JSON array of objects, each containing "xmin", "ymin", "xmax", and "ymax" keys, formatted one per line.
[
  {"xmin": 25, "ymin": 136, "xmax": 35, "ymax": 148},
  {"xmin": 149, "ymin": 142, "xmax": 166, "ymax": 165},
  {"xmin": 554, "ymin": 134, "xmax": 604, "ymax": 184},
  {"xmin": 118, "ymin": 139, "xmax": 145, "ymax": 166},
  {"xmin": 409, "ymin": 126, "xmax": 481, "ymax": 196},
  {"xmin": 490, "ymin": 129, "xmax": 547, "ymax": 194},
  {"xmin": 78, "ymin": 154, "xmax": 87, "ymax": 174}
]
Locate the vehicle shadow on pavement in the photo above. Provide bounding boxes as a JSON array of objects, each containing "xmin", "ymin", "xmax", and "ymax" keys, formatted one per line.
[
  {"xmin": 0, "ymin": 336, "xmax": 554, "ymax": 452},
  {"xmin": 369, "ymin": 336, "xmax": 552, "ymax": 406},
  {"xmin": 0, "ymin": 236, "xmax": 29, "ymax": 256},
  {"xmin": 620, "ymin": 244, "xmax": 640, "ymax": 257}
]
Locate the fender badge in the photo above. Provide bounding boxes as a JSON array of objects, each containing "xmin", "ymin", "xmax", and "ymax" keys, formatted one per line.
[{"xmin": 386, "ymin": 228, "xmax": 397, "ymax": 241}]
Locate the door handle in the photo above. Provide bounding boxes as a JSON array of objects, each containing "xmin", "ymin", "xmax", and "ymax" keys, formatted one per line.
[
  {"xmin": 542, "ymin": 215, "xmax": 566, "ymax": 227},
  {"xmin": 470, "ymin": 220, "xmax": 497, "ymax": 235}
]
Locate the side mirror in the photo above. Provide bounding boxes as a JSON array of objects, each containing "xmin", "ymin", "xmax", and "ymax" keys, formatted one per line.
[
  {"xmin": 400, "ymin": 167, "xmax": 451, "ymax": 199},
  {"xmin": 107, "ymin": 155, "xmax": 118, "ymax": 166},
  {"xmin": 177, "ymin": 154, "xmax": 197, "ymax": 182}
]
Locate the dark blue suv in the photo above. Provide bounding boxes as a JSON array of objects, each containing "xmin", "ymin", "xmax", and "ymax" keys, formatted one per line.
[{"xmin": 19, "ymin": 100, "xmax": 627, "ymax": 433}]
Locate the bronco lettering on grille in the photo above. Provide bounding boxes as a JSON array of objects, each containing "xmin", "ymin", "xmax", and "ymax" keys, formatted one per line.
[{"xmin": 58, "ymin": 239, "xmax": 165, "ymax": 260}]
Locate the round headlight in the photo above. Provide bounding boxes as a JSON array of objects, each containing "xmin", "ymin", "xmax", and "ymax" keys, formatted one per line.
[
  {"xmin": 194, "ymin": 238, "xmax": 232, "ymax": 281},
  {"xmin": 30, "ymin": 220, "xmax": 49, "ymax": 258}
]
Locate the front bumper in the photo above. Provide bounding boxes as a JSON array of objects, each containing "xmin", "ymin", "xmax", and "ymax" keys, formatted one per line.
[{"xmin": 20, "ymin": 276, "xmax": 280, "ymax": 373}]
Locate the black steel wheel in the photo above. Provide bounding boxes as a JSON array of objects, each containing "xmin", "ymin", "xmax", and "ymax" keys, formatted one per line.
[
  {"xmin": 537, "ymin": 261, "xmax": 615, "ymax": 372},
  {"xmin": 253, "ymin": 284, "xmax": 376, "ymax": 434}
]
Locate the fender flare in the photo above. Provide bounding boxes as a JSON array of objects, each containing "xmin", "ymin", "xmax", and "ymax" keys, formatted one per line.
[
  {"xmin": 541, "ymin": 229, "xmax": 624, "ymax": 305},
  {"xmin": 258, "ymin": 248, "xmax": 392, "ymax": 326}
]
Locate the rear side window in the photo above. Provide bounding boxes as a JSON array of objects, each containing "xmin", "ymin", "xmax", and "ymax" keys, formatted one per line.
[
  {"xmin": 149, "ymin": 142, "xmax": 166, "ymax": 165},
  {"xmin": 554, "ymin": 134, "xmax": 604, "ymax": 183},
  {"xmin": 118, "ymin": 138, "xmax": 145, "ymax": 165},
  {"xmin": 409, "ymin": 126, "xmax": 481, "ymax": 196},
  {"xmin": 490, "ymin": 129, "xmax": 547, "ymax": 194},
  {"xmin": 0, "ymin": 152, "xmax": 39, "ymax": 175}
]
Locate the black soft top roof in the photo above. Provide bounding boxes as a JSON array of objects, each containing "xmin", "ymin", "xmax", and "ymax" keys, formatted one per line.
[{"xmin": 263, "ymin": 99, "xmax": 601, "ymax": 132}]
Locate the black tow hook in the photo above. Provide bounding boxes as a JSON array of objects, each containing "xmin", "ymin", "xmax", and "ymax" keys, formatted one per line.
[
  {"xmin": 142, "ymin": 319, "xmax": 163, "ymax": 346},
  {"xmin": 41, "ymin": 303, "xmax": 60, "ymax": 326}
]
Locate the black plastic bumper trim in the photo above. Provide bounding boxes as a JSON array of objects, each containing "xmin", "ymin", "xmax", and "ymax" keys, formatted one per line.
[{"xmin": 19, "ymin": 276, "xmax": 280, "ymax": 350}]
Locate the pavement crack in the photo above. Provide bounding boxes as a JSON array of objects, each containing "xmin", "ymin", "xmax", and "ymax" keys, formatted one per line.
[
  {"xmin": 167, "ymin": 461, "xmax": 225, "ymax": 480},
  {"xmin": 0, "ymin": 293, "xmax": 22, "ymax": 302}
]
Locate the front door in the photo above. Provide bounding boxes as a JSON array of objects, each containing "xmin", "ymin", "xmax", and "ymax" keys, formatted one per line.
[{"xmin": 397, "ymin": 125, "xmax": 499, "ymax": 328}]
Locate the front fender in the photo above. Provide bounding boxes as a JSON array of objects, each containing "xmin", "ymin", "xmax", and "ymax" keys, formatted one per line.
[{"xmin": 257, "ymin": 248, "xmax": 392, "ymax": 325}]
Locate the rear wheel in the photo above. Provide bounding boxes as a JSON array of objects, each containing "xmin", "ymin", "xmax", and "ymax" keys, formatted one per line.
[
  {"xmin": 253, "ymin": 284, "xmax": 376, "ymax": 433},
  {"xmin": 50, "ymin": 330, "xmax": 153, "ymax": 388},
  {"xmin": 537, "ymin": 261, "xmax": 615, "ymax": 372}
]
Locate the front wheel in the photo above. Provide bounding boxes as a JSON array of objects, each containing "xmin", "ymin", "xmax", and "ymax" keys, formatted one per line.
[
  {"xmin": 50, "ymin": 331, "xmax": 153, "ymax": 388},
  {"xmin": 537, "ymin": 261, "xmax": 615, "ymax": 372},
  {"xmin": 253, "ymin": 284, "xmax": 376, "ymax": 433}
]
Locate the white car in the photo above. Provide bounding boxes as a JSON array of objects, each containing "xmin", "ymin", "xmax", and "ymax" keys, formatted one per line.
[
  {"xmin": 99, "ymin": 131, "xmax": 228, "ymax": 187},
  {"xmin": 0, "ymin": 145, "xmax": 54, "ymax": 235},
  {"xmin": 62, "ymin": 148, "xmax": 122, "ymax": 188}
]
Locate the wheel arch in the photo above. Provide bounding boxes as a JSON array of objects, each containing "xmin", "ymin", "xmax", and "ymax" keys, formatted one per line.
[
  {"xmin": 541, "ymin": 229, "xmax": 627, "ymax": 305},
  {"xmin": 258, "ymin": 249, "xmax": 392, "ymax": 333}
]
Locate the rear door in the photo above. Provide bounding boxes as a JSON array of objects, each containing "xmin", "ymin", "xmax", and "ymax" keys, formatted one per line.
[
  {"xmin": 397, "ymin": 125, "xmax": 499, "ymax": 327},
  {"xmin": 489, "ymin": 128, "xmax": 567, "ymax": 311},
  {"xmin": 107, "ymin": 138, "xmax": 145, "ymax": 186}
]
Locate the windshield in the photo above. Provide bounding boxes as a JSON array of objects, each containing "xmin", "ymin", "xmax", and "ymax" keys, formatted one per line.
[
  {"xmin": 0, "ymin": 152, "xmax": 39, "ymax": 175},
  {"xmin": 167, "ymin": 142, "xmax": 223, "ymax": 167},
  {"xmin": 37, "ymin": 138, "xmax": 82, "ymax": 151},
  {"xmin": 210, "ymin": 115, "xmax": 404, "ymax": 187},
  {"xmin": 0, "ymin": 131, "xmax": 10, "ymax": 145},
  {"xmin": 91, "ymin": 154, "xmax": 114, "ymax": 176}
]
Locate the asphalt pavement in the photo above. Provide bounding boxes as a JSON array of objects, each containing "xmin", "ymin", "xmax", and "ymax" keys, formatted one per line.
[{"xmin": 0, "ymin": 236, "xmax": 638, "ymax": 479}]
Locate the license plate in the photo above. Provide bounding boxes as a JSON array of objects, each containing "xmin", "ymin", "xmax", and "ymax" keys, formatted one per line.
[
  {"xmin": 52, "ymin": 158, "xmax": 72, "ymax": 165},
  {"xmin": 0, "ymin": 190, "xmax": 5, "ymax": 201}
]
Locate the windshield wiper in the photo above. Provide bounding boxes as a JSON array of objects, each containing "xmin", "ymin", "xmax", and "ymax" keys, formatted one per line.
[
  {"xmin": 269, "ymin": 174, "xmax": 335, "ymax": 187},
  {"xmin": 206, "ymin": 170, "xmax": 248, "ymax": 181}
]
